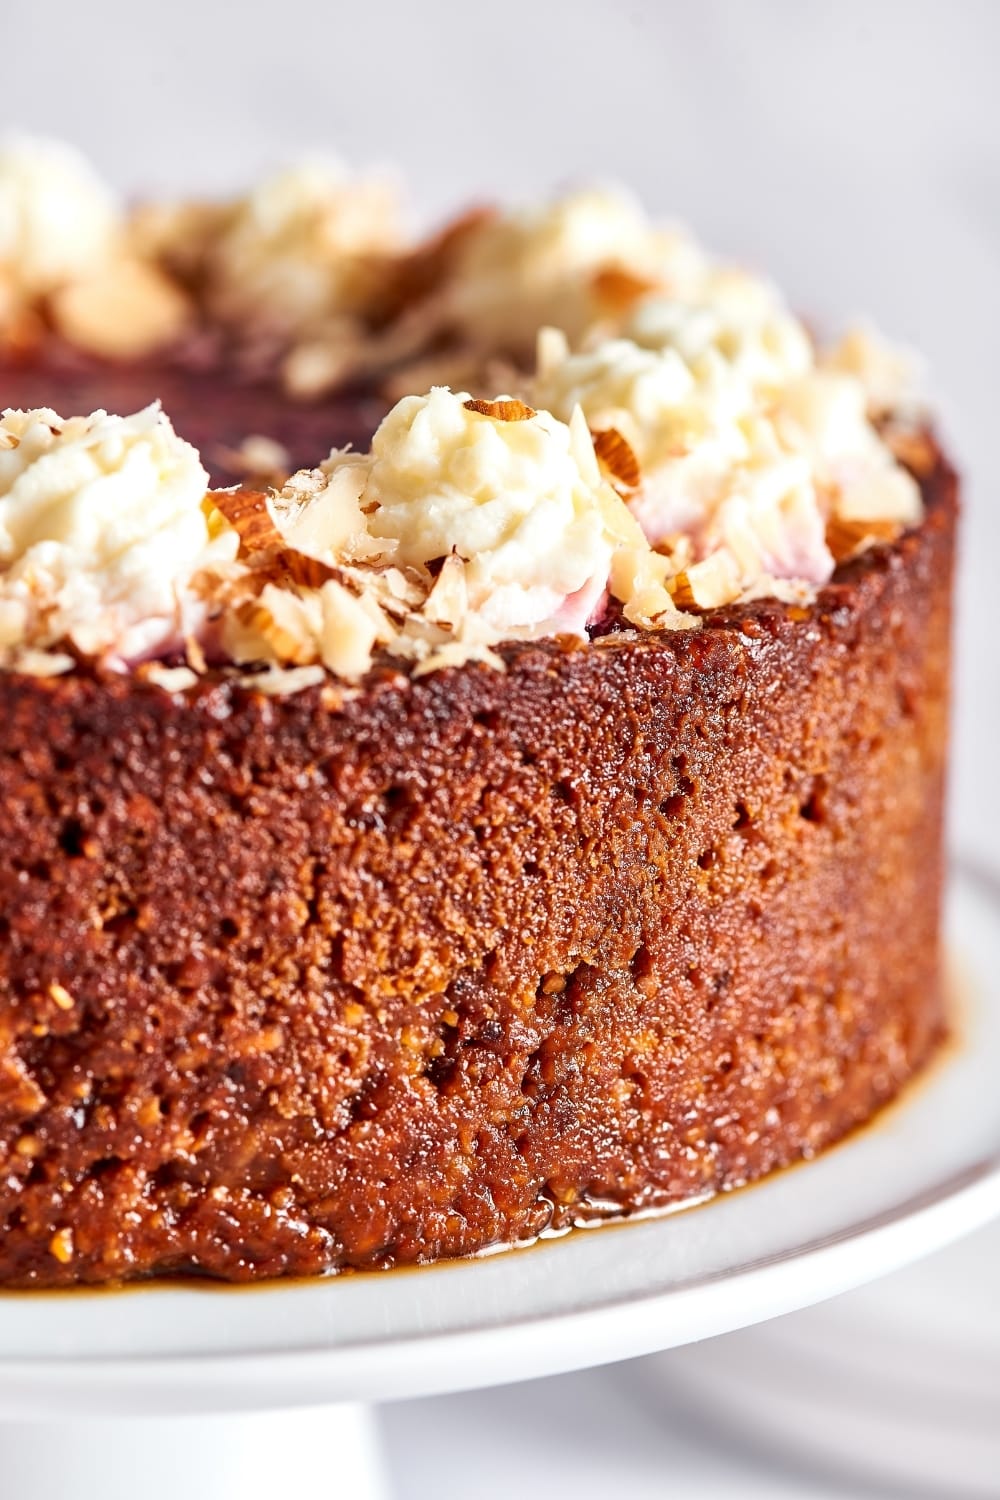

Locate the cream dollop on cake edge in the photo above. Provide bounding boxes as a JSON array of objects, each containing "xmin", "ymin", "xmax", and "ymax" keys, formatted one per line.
[
  {"xmin": 0, "ymin": 143, "xmax": 929, "ymax": 689},
  {"xmin": 207, "ymin": 388, "xmax": 693, "ymax": 687},
  {"xmin": 0, "ymin": 137, "xmax": 401, "ymax": 361},
  {"xmin": 0, "ymin": 404, "xmax": 240, "ymax": 672},
  {"xmin": 1, "ymin": 366, "xmax": 923, "ymax": 688},
  {"xmin": 0, "ymin": 137, "xmax": 120, "ymax": 300}
]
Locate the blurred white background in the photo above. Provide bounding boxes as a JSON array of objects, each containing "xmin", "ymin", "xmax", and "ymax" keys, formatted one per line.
[{"xmin": 5, "ymin": 1, "xmax": 998, "ymax": 1494}]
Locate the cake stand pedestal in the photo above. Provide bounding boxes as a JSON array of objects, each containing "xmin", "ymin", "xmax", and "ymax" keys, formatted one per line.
[
  {"xmin": 1, "ymin": 864, "xmax": 998, "ymax": 1500},
  {"xmin": 0, "ymin": 1407, "xmax": 389, "ymax": 1500}
]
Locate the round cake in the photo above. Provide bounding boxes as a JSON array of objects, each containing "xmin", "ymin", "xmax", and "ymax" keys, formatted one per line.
[{"xmin": 0, "ymin": 139, "xmax": 955, "ymax": 1286}]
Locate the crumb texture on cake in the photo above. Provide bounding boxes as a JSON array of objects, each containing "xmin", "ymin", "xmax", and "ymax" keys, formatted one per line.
[{"xmin": 0, "ymin": 452, "xmax": 954, "ymax": 1286}]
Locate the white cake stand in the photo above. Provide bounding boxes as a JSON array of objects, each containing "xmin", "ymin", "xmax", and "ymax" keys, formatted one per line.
[{"xmin": 2, "ymin": 861, "xmax": 998, "ymax": 1500}]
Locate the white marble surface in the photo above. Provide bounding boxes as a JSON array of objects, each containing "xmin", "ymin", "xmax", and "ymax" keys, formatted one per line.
[{"xmin": 4, "ymin": 3, "xmax": 999, "ymax": 1492}]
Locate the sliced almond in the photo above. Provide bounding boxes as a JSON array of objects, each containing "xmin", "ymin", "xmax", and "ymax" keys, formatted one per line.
[
  {"xmin": 211, "ymin": 488, "xmax": 285, "ymax": 554},
  {"xmin": 213, "ymin": 434, "xmax": 291, "ymax": 483},
  {"xmin": 49, "ymin": 258, "xmax": 191, "ymax": 361},
  {"xmin": 669, "ymin": 552, "xmax": 743, "ymax": 610},
  {"xmin": 237, "ymin": 665, "xmax": 327, "ymax": 696},
  {"xmin": 882, "ymin": 425, "xmax": 937, "ymax": 479},
  {"xmin": 184, "ymin": 634, "xmax": 208, "ymax": 674},
  {"xmin": 372, "ymin": 205, "xmax": 496, "ymax": 322},
  {"xmin": 591, "ymin": 426, "xmax": 641, "ymax": 492},
  {"xmin": 591, "ymin": 265, "xmax": 658, "ymax": 314},
  {"xmin": 826, "ymin": 515, "xmax": 899, "ymax": 563},
  {"xmin": 141, "ymin": 663, "xmax": 199, "ymax": 693},
  {"xmin": 319, "ymin": 579, "xmax": 380, "ymax": 680},
  {"xmin": 463, "ymin": 397, "xmax": 536, "ymax": 422},
  {"xmin": 283, "ymin": 553, "xmax": 340, "ymax": 590},
  {"xmin": 235, "ymin": 598, "xmax": 316, "ymax": 666},
  {"xmin": 422, "ymin": 553, "xmax": 468, "ymax": 629},
  {"xmin": 244, "ymin": 551, "xmax": 338, "ymax": 594},
  {"xmin": 668, "ymin": 573, "xmax": 698, "ymax": 609},
  {"xmin": 212, "ymin": 488, "xmax": 346, "ymax": 591}
]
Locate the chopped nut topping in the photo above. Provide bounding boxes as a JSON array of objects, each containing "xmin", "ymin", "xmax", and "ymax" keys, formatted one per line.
[
  {"xmin": 463, "ymin": 397, "xmax": 536, "ymax": 422},
  {"xmin": 49, "ymin": 258, "xmax": 191, "ymax": 360},
  {"xmin": 591, "ymin": 426, "xmax": 641, "ymax": 492},
  {"xmin": 591, "ymin": 265, "xmax": 659, "ymax": 314},
  {"xmin": 0, "ymin": 154, "xmax": 931, "ymax": 692},
  {"xmin": 210, "ymin": 488, "xmax": 286, "ymax": 555},
  {"xmin": 826, "ymin": 516, "xmax": 900, "ymax": 564}
]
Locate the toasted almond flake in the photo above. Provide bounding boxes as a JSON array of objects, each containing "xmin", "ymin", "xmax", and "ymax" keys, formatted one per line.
[
  {"xmin": 10, "ymin": 648, "xmax": 75, "ymax": 677},
  {"xmin": 281, "ymin": 552, "xmax": 340, "ymax": 590},
  {"xmin": 237, "ymin": 664, "xmax": 327, "ymax": 696},
  {"xmin": 423, "ymin": 554, "xmax": 468, "ymax": 628},
  {"xmin": 49, "ymin": 1228, "xmax": 74, "ymax": 1264},
  {"xmin": 826, "ymin": 516, "xmax": 899, "ymax": 563},
  {"xmin": 213, "ymin": 434, "xmax": 291, "ymax": 482},
  {"xmin": 211, "ymin": 488, "xmax": 285, "ymax": 554},
  {"xmin": 591, "ymin": 264, "xmax": 658, "ymax": 313},
  {"xmin": 535, "ymin": 325, "xmax": 570, "ymax": 376},
  {"xmin": 49, "ymin": 257, "xmax": 192, "ymax": 361},
  {"xmin": 211, "ymin": 487, "xmax": 339, "ymax": 588},
  {"xmin": 235, "ymin": 598, "xmax": 317, "ymax": 666},
  {"xmin": 283, "ymin": 338, "xmax": 361, "ymax": 400},
  {"xmin": 611, "ymin": 545, "xmax": 694, "ymax": 629},
  {"xmin": 667, "ymin": 572, "xmax": 697, "ymax": 609},
  {"xmin": 591, "ymin": 426, "xmax": 641, "ymax": 492},
  {"xmin": 184, "ymin": 634, "xmax": 208, "ymax": 674},
  {"xmin": 319, "ymin": 579, "xmax": 380, "ymax": 679},
  {"xmin": 462, "ymin": 397, "xmax": 536, "ymax": 422},
  {"xmin": 370, "ymin": 204, "xmax": 496, "ymax": 322},
  {"xmin": 141, "ymin": 663, "xmax": 199, "ymax": 693},
  {"xmin": 48, "ymin": 982, "xmax": 74, "ymax": 1011},
  {"xmin": 669, "ymin": 552, "xmax": 743, "ymax": 609},
  {"xmin": 242, "ymin": 551, "xmax": 341, "ymax": 595},
  {"xmin": 412, "ymin": 640, "xmax": 506, "ymax": 677}
]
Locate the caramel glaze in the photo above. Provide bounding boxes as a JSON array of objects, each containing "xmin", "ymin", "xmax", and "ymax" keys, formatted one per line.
[{"xmin": 0, "ymin": 438, "xmax": 955, "ymax": 1287}]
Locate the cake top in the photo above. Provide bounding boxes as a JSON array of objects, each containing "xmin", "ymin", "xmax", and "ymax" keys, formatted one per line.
[{"xmin": 0, "ymin": 136, "xmax": 929, "ymax": 692}]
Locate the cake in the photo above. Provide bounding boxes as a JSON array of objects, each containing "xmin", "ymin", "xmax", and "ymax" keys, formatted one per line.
[{"xmin": 0, "ymin": 139, "xmax": 955, "ymax": 1286}]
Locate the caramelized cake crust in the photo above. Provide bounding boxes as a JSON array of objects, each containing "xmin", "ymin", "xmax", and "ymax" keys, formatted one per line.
[{"xmin": 0, "ymin": 450, "xmax": 954, "ymax": 1286}]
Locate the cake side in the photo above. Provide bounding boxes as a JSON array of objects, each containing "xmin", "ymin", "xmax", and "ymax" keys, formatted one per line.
[{"xmin": 0, "ymin": 450, "xmax": 954, "ymax": 1286}]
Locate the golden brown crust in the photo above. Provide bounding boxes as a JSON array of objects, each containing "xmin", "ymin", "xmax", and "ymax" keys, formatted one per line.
[{"xmin": 0, "ymin": 449, "xmax": 956, "ymax": 1286}]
